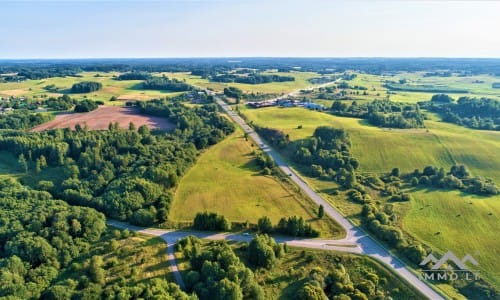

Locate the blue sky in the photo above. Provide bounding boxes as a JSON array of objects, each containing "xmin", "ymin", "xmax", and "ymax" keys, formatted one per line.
[{"xmin": 1, "ymin": 0, "xmax": 499, "ymax": 58}]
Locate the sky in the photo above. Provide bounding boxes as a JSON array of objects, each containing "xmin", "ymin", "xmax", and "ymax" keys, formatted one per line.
[{"xmin": 1, "ymin": 0, "xmax": 499, "ymax": 58}]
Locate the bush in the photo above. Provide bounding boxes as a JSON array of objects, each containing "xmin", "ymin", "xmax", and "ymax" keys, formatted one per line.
[
  {"xmin": 71, "ymin": 81, "xmax": 102, "ymax": 93},
  {"xmin": 74, "ymin": 100, "xmax": 98, "ymax": 113},
  {"xmin": 193, "ymin": 211, "xmax": 230, "ymax": 231}
]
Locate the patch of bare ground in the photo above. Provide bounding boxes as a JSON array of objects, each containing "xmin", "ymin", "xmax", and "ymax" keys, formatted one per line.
[{"xmin": 31, "ymin": 106, "xmax": 175, "ymax": 131}]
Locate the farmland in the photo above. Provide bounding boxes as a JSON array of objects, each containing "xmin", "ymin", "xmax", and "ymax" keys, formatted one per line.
[{"xmin": 30, "ymin": 106, "xmax": 175, "ymax": 131}]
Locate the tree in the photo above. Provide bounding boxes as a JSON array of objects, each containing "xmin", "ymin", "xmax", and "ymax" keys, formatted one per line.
[
  {"xmin": 318, "ymin": 205, "xmax": 324, "ymax": 219},
  {"xmin": 18, "ymin": 154, "xmax": 28, "ymax": 173},
  {"xmin": 257, "ymin": 216, "xmax": 273, "ymax": 234},
  {"xmin": 248, "ymin": 235, "xmax": 279, "ymax": 269}
]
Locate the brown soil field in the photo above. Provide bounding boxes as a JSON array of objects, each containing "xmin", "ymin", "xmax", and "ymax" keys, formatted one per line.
[{"xmin": 31, "ymin": 106, "xmax": 175, "ymax": 131}]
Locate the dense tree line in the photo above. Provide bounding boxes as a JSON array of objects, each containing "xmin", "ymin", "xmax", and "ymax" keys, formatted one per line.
[
  {"xmin": 3, "ymin": 58, "xmax": 500, "ymax": 79},
  {"xmin": 296, "ymin": 264, "xmax": 383, "ymax": 300},
  {"xmin": 0, "ymin": 100, "xmax": 234, "ymax": 226},
  {"xmin": 176, "ymin": 236, "xmax": 264, "ymax": 300},
  {"xmin": 331, "ymin": 99, "xmax": 425, "ymax": 129},
  {"xmin": 70, "ymin": 81, "xmax": 102, "ymax": 93},
  {"xmin": 292, "ymin": 126, "xmax": 359, "ymax": 188},
  {"xmin": 384, "ymin": 82, "xmax": 468, "ymax": 94},
  {"xmin": 193, "ymin": 212, "xmax": 230, "ymax": 231},
  {"xmin": 0, "ymin": 68, "xmax": 79, "ymax": 81},
  {"xmin": 137, "ymin": 100, "xmax": 235, "ymax": 149},
  {"xmin": 223, "ymin": 86, "xmax": 243, "ymax": 100},
  {"xmin": 212, "ymin": 73, "xmax": 294, "ymax": 84},
  {"xmin": 248, "ymin": 234, "xmax": 285, "ymax": 269},
  {"xmin": 116, "ymin": 72, "xmax": 151, "ymax": 80},
  {"xmin": 44, "ymin": 95, "xmax": 77, "ymax": 110},
  {"xmin": 74, "ymin": 99, "xmax": 99, "ymax": 113},
  {"xmin": 407, "ymin": 164, "xmax": 498, "ymax": 195},
  {"xmin": 142, "ymin": 76, "xmax": 193, "ymax": 92},
  {"xmin": 0, "ymin": 110, "xmax": 54, "ymax": 129},
  {"xmin": 421, "ymin": 95, "xmax": 499, "ymax": 130},
  {"xmin": 257, "ymin": 216, "xmax": 319, "ymax": 237}
]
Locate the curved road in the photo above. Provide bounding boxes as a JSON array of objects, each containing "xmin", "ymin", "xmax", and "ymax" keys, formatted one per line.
[{"xmin": 215, "ymin": 92, "xmax": 444, "ymax": 300}]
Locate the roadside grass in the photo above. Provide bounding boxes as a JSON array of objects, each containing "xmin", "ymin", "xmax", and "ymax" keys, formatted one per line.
[
  {"xmin": 402, "ymin": 189, "xmax": 500, "ymax": 289},
  {"xmin": 100, "ymin": 231, "xmax": 174, "ymax": 284},
  {"xmin": 175, "ymin": 240, "xmax": 423, "ymax": 299},
  {"xmin": 170, "ymin": 126, "xmax": 344, "ymax": 238},
  {"xmin": 58, "ymin": 227, "xmax": 175, "ymax": 285}
]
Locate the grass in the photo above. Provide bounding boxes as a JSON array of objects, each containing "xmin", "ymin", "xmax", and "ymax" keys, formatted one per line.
[
  {"xmin": 99, "ymin": 230, "xmax": 174, "ymax": 284},
  {"xmin": 402, "ymin": 189, "xmax": 500, "ymax": 289},
  {"xmin": 58, "ymin": 227, "xmax": 175, "ymax": 285},
  {"xmin": 170, "ymin": 126, "xmax": 344, "ymax": 238},
  {"xmin": 240, "ymin": 105, "xmax": 500, "ymax": 292},
  {"xmin": 240, "ymin": 106, "xmax": 458, "ymax": 174}
]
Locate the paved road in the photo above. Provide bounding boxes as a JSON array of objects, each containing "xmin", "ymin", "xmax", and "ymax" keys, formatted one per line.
[
  {"xmin": 107, "ymin": 219, "xmax": 362, "ymax": 291},
  {"xmin": 214, "ymin": 89, "xmax": 444, "ymax": 300}
]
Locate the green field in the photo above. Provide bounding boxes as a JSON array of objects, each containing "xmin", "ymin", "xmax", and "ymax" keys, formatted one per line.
[
  {"xmin": 170, "ymin": 127, "xmax": 344, "ymax": 238},
  {"xmin": 0, "ymin": 72, "xmax": 184, "ymax": 104},
  {"xmin": 240, "ymin": 105, "xmax": 500, "ymax": 292},
  {"xmin": 403, "ymin": 189, "xmax": 500, "ymax": 288},
  {"xmin": 240, "ymin": 106, "xmax": 466, "ymax": 174}
]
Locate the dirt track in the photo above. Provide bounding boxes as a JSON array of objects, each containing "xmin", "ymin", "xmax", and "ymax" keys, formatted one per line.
[{"xmin": 31, "ymin": 106, "xmax": 175, "ymax": 131}]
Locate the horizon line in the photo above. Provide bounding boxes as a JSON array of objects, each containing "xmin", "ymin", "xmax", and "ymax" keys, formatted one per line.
[{"xmin": 2, "ymin": 56, "xmax": 500, "ymax": 61}]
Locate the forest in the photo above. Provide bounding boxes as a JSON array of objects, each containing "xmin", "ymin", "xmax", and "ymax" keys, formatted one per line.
[
  {"xmin": 0, "ymin": 100, "xmax": 234, "ymax": 227},
  {"xmin": 142, "ymin": 77, "xmax": 193, "ymax": 92},
  {"xmin": 0, "ymin": 110, "xmax": 54, "ymax": 130},
  {"xmin": 211, "ymin": 73, "xmax": 294, "ymax": 84}
]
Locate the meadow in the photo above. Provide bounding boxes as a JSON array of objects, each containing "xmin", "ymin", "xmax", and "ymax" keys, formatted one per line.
[
  {"xmin": 170, "ymin": 126, "xmax": 344, "ymax": 238},
  {"xmin": 403, "ymin": 189, "xmax": 500, "ymax": 288},
  {"xmin": 239, "ymin": 105, "xmax": 500, "ymax": 292}
]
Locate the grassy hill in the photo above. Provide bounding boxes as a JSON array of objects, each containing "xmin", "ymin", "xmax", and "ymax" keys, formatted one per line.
[
  {"xmin": 170, "ymin": 126, "xmax": 344, "ymax": 238},
  {"xmin": 240, "ymin": 105, "xmax": 500, "ymax": 294}
]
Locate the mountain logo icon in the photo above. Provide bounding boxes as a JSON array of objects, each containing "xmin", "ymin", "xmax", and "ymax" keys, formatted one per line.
[{"xmin": 420, "ymin": 251, "xmax": 479, "ymax": 270}]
